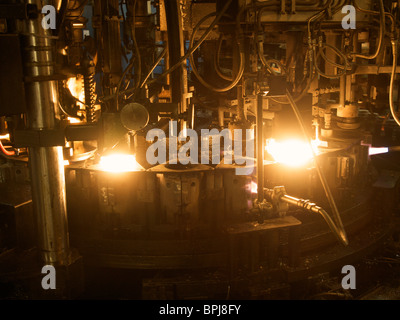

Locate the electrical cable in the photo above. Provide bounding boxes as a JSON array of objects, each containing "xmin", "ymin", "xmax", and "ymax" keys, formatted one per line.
[
  {"xmin": 140, "ymin": 47, "xmax": 167, "ymax": 89},
  {"xmin": 313, "ymin": 44, "xmax": 348, "ymax": 79},
  {"xmin": 116, "ymin": 0, "xmax": 141, "ymax": 110},
  {"xmin": 353, "ymin": 0, "xmax": 395, "ymax": 34},
  {"xmin": 214, "ymin": 34, "xmax": 233, "ymax": 81},
  {"xmin": 115, "ymin": 56, "xmax": 135, "ymax": 111},
  {"xmin": 188, "ymin": 12, "xmax": 245, "ymax": 93},
  {"xmin": 318, "ymin": 43, "xmax": 351, "ymax": 70},
  {"xmin": 142, "ymin": 0, "xmax": 234, "ymax": 88},
  {"xmin": 389, "ymin": 39, "xmax": 400, "ymax": 126}
]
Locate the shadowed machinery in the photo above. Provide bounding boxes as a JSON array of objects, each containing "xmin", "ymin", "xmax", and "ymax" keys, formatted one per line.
[{"xmin": 0, "ymin": 0, "xmax": 400, "ymax": 300}]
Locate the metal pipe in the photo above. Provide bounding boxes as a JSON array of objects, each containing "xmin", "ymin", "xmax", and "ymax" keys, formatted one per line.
[
  {"xmin": 389, "ymin": 39, "xmax": 400, "ymax": 127},
  {"xmin": 256, "ymin": 93, "xmax": 264, "ymax": 203},
  {"xmin": 22, "ymin": 0, "xmax": 70, "ymax": 265},
  {"xmin": 264, "ymin": 188, "xmax": 348, "ymax": 246},
  {"xmin": 165, "ymin": 0, "xmax": 187, "ymax": 115},
  {"xmin": 280, "ymin": 194, "xmax": 348, "ymax": 246}
]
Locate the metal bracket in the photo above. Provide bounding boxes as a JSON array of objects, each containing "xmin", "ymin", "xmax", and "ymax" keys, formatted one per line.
[{"xmin": 14, "ymin": 129, "xmax": 66, "ymax": 148}]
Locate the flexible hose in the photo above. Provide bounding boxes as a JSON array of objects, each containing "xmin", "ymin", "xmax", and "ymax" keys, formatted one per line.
[
  {"xmin": 140, "ymin": 47, "xmax": 167, "ymax": 89},
  {"xmin": 285, "ymin": 89, "xmax": 348, "ymax": 245},
  {"xmin": 111, "ymin": 0, "xmax": 235, "ymax": 100},
  {"xmin": 189, "ymin": 12, "xmax": 245, "ymax": 93},
  {"xmin": 144, "ymin": 0, "xmax": 234, "ymax": 88},
  {"xmin": 353, "ymin": 0, "xmax": 395, "ymax": 34},
  {"xmin": 214, "ymin": 34, "xmax": 233, "ymax": 81},
  {"xmin": 350, "ymin": 0, "xmax": 385, "ymax": 60},
  {"xmin": 318, "ymin": 43, "xmax": 351, "ymax": 71},
  {"xmin": 313, "ymin": 44, "xmax": 348, "ymax": 79},
  {"xmin": 0, "ymin": 139, "xmax": 14, "ymax": 156},
  {"xmin": 389, "ymin": 40, "xmax": 400, "ymax": 126}
]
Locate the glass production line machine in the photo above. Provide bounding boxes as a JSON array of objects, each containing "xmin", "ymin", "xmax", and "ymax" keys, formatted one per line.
[{"xmin": 0, "ymin": 0, "xmax": 400, "ymax": 299}]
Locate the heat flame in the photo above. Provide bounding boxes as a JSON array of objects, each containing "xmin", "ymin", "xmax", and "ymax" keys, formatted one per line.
[
  {"xmin": 99, "ymin": 154, "xmax": 144, "ymax": 173},
  {"xmin": 265, "ymin": 138, "xmax": 320, "ymax": 167}
]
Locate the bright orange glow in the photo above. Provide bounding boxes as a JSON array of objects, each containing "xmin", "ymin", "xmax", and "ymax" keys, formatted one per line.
[
  {"xmin": 67, "ymin": 117, "xmax": 81, "ymax": 124},
  {"xmin": 99, "ymin": 154, "xmax": 144, "ymax": 172},
  {"xmin": 266, "ymin": 138, "xmax": 319, "ymax": 167},
  {"xmin": 250, "ymin": 181, "xmax": 258, "ymax": 194},
  {"xmin": 67, "ymin": 76, "xmax": 85, "ymax": 108},
  {"xmin": 0, "ymin": 134, "xmax": 10, "ymax": 140}
]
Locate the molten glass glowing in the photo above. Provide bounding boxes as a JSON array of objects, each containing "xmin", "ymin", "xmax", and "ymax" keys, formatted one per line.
[
  {"xmin": 266, "ymin": 138, "xmax": 318, "ymax": 167},
  {"xmin": 99, "ymin": 154, "xmax": 144, "ymax": 172}
]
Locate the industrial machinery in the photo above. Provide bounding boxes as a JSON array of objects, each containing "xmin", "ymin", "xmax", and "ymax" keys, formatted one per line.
[{"xmin": 0, "ymin": 0, "xmax": 400, "ymax": 300}]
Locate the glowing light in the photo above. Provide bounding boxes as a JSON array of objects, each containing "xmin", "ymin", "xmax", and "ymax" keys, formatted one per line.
[
  {"xmin": 67, "ymin": 76, "xmax": 85, "ymax": 108},
  {"xmin": 266, "ymin": 138, "xmax": 318, "ymax": 167},
  {"xmin": 250, "ymin": 181, "xmax": 258, "ymax": 194},
  {"xmin": 0, "ymin": 134, "xmax": 10, "ymax": 140},
  {"xmin": 63, "ymin": 160, "xmax": 70, "ymax": 166},
  {"xmin": 369, "ymin": 147, "xmax": 389, "ymax": 155},
  {"xmin": 99, "ymin": 154, "xmax": 144, "ymax": 173},
  {"xmin": 67, "ymin": 117, "xmax": 81, "ymax": 124}
]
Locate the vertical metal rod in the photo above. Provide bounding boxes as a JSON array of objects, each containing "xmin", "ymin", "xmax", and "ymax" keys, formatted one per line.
[
  {"xmin": 256, "ymin": 93, "xmax": 264, "ymax": 202},
  {"xmin": 22, "ymin": 0, "xmax": 70, "ymax": 265},
  {"xmin": 339, "ymin": 75, "xmax": 345, "ymax": 110},
  {"xmin": 165, "ymin": 0, "xmax": 188, "ymax": 118}
]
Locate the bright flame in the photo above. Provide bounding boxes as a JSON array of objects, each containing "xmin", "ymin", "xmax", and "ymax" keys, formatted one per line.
[
  {"xmin": 68, "ymin": 117, "xmax": 81, "ymax": 124},
  {"xmin": 99, "ymin": 154, "xmax": 144, "ymax": 173},
  {"xmin": 67, "ymin": 76, "xmax": 85, "ymax": 108},
  {"xmin": 266, "ymin": 138, "xmax": 318, "ymax": 167},
  {"xmin": 368, "ymin": 147, "xmax": 389, "ymax": 155}
]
